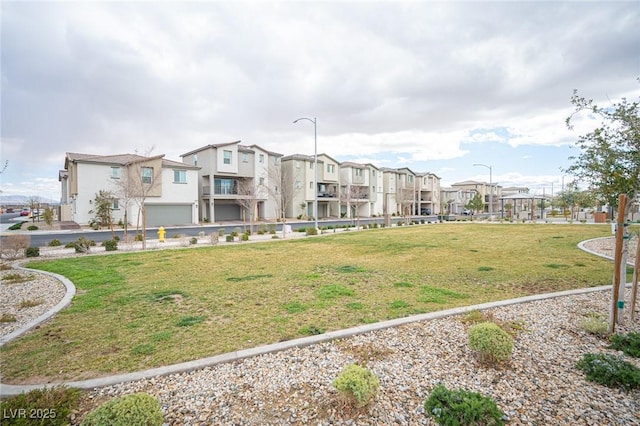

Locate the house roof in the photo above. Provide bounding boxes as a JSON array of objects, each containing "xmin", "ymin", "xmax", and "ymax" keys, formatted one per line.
[
  {"xmin": 65, "ymin": 152, "xmax": 198, "ymax": 170},
  {"xmin": 180, "ymin": 141, "xmax": 242, "ymax": 157}
]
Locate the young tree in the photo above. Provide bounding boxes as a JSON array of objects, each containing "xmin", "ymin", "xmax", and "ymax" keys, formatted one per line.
[
  {"xmin": 89, "ymin": 190, "xmax": 115, "ymax": 236},
  {"xmin": 566, "ymin": 82, "xmax": 639, "ymax": 329},
  {"xmin": 396, "ymin": 187, "xmax": 414, "ymax": 225},
  {"xmin": 466, "ymin": 193, "xmax": 484, "ymax": 221},
  {"xmin": 236, "ymin": 179, "xmax": 258, "ymax": 234},
  {"xmin": 26, "ymin": 196, "xmax": 40, "ymax": 223},
  {"xmin": 565, "ymin": 85, "xmax": 639, "ymax": 217}
]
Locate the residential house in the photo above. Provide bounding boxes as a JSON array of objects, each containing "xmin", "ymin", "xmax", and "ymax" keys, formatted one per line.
[
  {"xmin": 451, "ymin": 180, "xmax": 501, "ymax": 215},
  {"xmin": 416, "ymin": 172, "xmax": 441, "ymax": 215},
  {"xmin": 316, "ymin": 154, "xmax": 341, "ymax": 218},
  {"xmin": 280, "ymin": 154, "xmax": 317, "ymax": 219},
  {"xmin": 60, "ymin": 152, "xmax": 200, "ymax": 226},
  {"xmin": 339, "ymin": 162, "xmax": 381, "ymax": 219},
  {"xmin": 440, "ymin": 187, "xmax": 476, "ymax": 215},
  {"xmin": 181, "ymin": 141, "xmax": 282, "ymax": 222}
]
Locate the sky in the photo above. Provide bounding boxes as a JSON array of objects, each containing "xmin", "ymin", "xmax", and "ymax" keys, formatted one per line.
[{"xmin": 1, "ymin": 1, "xmax": 639, "ymax": 202}]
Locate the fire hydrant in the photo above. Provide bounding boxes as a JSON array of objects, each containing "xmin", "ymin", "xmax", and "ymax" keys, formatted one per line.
[{"xmin": 158, "ymin": 226, "xmax": 166, "ymax": 243}]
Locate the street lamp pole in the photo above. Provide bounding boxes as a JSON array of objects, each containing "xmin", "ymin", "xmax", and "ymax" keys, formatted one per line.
[
  {"xmin": 473, "ymin": 163, "xmax": 493, "ymax": 219},
  {"xmin": 293, "ymin": 117, "xmax": 318, "ymax": 231}
]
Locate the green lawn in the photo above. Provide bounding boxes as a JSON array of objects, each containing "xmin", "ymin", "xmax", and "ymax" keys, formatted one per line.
[{"xmin": 1, "ymin": 223, "xmax": 617, "ymax": 382}]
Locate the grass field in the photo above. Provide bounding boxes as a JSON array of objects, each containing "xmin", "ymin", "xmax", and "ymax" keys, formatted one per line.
[{"xmin": 0, "ymin": 223, "xmax": 619, "ymax": 383}]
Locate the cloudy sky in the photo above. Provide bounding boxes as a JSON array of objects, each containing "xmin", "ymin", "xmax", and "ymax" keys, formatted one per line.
[{"xmin": 1, "ymin": 1, "xmax": 638, "ymax": 201}]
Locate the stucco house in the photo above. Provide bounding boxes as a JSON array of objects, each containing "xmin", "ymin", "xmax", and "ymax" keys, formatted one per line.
[{"xmin": 59, "ymin": 152, "xmax": 200, "ymax": 227}]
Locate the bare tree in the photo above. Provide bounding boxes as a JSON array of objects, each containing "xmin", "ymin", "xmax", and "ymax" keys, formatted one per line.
[
  {"xmin": 236, "ymin": 178, "xmax": 259, "ymax": 234},
  {"xmin": 396, "ymin": 187, "xmax": 414, "ymax": 225},
  {"xmin": 340, "ymin": 184, "xmax": 369, "ymax": 228},
  {"xmin": 26, "ymin": 196, "xmax": 41, "ymax": 223},
  {"xmin": 111, "ymin": 152, "xmax": 163, "ymax": 249},
  {"xmin": 263, "ymin": 166, "xmax": 300, "ymax": 238}
]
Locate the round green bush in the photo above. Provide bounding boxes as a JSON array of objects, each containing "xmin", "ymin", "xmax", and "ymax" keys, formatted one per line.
[
  {"xmin": 27, "ymin": 225, "xmax": 39, "ymax": 231},
  {"xmin": 468, "ymin": 322, "xmax": 513, "ymax": 363},
  {"xmin": 48, "ymin": 239, "xmax": 62, "ymax": 247},
  {"xmin": 102, "ymin": 239, "xmax": 118, "ymax": 251},
  {"xmin": 80, "ymin": 392, "xmax": 163, "ymax": 426},
  {"xmin": 332, "ymin": 364, "xmax": 380, "ymax": 407},
  {"xmin": 25, "ymin": 246, "xmax": 40, "ymax": 258}
]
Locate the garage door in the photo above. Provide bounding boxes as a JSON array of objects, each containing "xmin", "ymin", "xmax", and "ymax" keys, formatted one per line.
[
  {"xmin": 145, "ymin": 204, "xmax": 192, "ymax": 227},
  {"xmin": 214, "ymin": 203, "xmax": 242, "ymax": 221}
]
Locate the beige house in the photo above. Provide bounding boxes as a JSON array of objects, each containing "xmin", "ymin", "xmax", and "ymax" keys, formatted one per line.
[
  {"xmin": 60, "ymin": 152, "xmax": 200, "ymax": 226},
  {"xmin": 451, "ymin": 180, "xmax": 501, "ymax": 215},
  {"xmin": 416, "ymin": 172, "xmax": 441, "ymax": 215},
  {"xmin": 339, "ymin": 162, "xmax": 383, "ymax": 218},
  {"xmin": 181, "ymin": 141, "xmax": 282, "ymax": 222}
]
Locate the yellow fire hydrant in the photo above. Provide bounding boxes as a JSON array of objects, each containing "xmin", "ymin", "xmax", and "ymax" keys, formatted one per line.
[{"xmin": 158, "ymin": 226, "xmax": 166, "ymax": 243}]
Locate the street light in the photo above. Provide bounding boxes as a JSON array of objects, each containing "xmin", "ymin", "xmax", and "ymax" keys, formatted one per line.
[
  {"xmin": 293, "ymin": 117, "xmax": 318, "ymax": 231},
  {"xmin": 473, "ymin": 163, "xmax": 493, "ymax": 219}
]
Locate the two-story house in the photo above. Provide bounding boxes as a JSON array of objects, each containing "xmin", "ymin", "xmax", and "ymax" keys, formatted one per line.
[
  {"xmin": 451, "ymin": 180, "xmax": 501, "ymax": 215},
  {"xmin": 181, "ymin": 141, "xmax": 282, "ymax": 222},
  {"xmin": 60, "ymin": 152, "xmax": 200, "ymax": 226},
  {"xmin": 416, "ymin": 172, "xmax": 441, "ymax": 215}
]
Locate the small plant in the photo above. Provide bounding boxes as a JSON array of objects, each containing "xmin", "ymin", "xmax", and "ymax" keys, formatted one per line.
[
  {"xmin": 74, "ymin": 237, "xmax": 95, "ymax": 253},
  {"xmin": 134, "ymin": 233, "xmax": 144, "ymax": 242},
  {"xmin": 102, "ymin": 239, "xmax": 118, "ymax": 251},
  {"xmin": 27, "ymin": 225, "xmax": 38, "ymax": 231},
  {"xmin": 226, "ymin": 235, "xmax": 234, "ymax": 242},
  {"xmin": 0, "ymin": 313, "xmax": 17, "ymax": 322},
  {"xmin": 306, "ymin": 227, "xmax": 318, "ymax": 236},
  {"xmin": 424, "ymin": 384, "xmax": 505, "ymax": 426},
  {"xmin": 25, "ymin": 246, "xmax": 40, "ymax": 258},
  {"xmin": 19, "ymin": 298, "xmax": 43, "ymax": 308},
  {"xmin": 332, "ymin": 364, "xmax": 380, "ymax": 407},
  {"xmin": 241, "ymin": 233, "xmax": 249, "ymax": 241},
  {"xmin": 576, "ymin": 353, "xmax": 640, "ymax": 391},
  {"xmin": 48, "ymin": 239, "xmax": 62, "ymax": 247},
  {"xmin": 8, "ymin": 221, "xmax": 27, "ymax": 230},
  {"xmin": 609, "ymin": 331, "xmax": 640, "ymax": 358},
  {"xmin": 468, "ymin": 322, "xmax": 513, "ymax": 364},
  {"xmin": 218, "ymin": 229, "xmax": 225, "ymax": 237},
  {"xmin": 0, "ymin": 386, "xmax": 81, "ymax": 426},
  {"xmin": 80, "ymin": 392, "xmax": 163, "ymax": 426},
  {"xmin": 580, "ymin": 313, "xmax": 609, "ymax": 337},
  {"xmin": 0, "ymin": 234, "xmax": 30, "ymax": 260},
  {"xmin": 300, "ymin": 325, "xmax": 325, "ymax": 335},
  {"xmin": 190, "ymin": 237, "xmax": 198, "ymax": 245}
]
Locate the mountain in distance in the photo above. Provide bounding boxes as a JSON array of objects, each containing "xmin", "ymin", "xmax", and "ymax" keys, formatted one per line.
[{"xmin": 0, "ymin": 195, "xmax": 59, "ymax": 205}]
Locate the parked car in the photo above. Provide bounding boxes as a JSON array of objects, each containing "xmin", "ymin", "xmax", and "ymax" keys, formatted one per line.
[
  {"xmin": 420, "ymin": 208, "xmax": 432, "ymax": 215},
  {"xmin": 20, "ymin": 207, "xmax": 31, "ymax": 216},
  {"xmin": 463, "ymin": 209, "xmax": 472, "ymax": 215}
]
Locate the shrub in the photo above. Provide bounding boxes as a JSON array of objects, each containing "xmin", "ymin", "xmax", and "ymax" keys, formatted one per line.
[
  {"xmin": 74, "ymin": 237, "xmax": 94, "ymax": 253},
  {"xmin": 218, "ymin": 229, "xmax": 225, "ymax": 237},
  {"xmin": 0, "ymin": 386, "xmax": 81, "ymax": 426},
  {"xmin": 48, "ymin": 239, "xmax": 62, "ymax": 247},
  {"xmin": 64, "ymin": 242, "xmax": 76, "ymax": 249},
  {"xmin": 609, "ymin": 331, "xmax": 640, "ymax": 358},
  {"xmin": 0, "ymin": 313, "xmax": 17, "ymax": 322},
  {"xmin": 468, "ymin": 322, "xmax": 513, "ymax": 364},
  {"xmin": 190, "ymin": 237, "xmax": 198, "ymax": 245},
  {"xmin": 306, "ymin": 227, "xmax": 318, "ymax": 236},
  {"xmin": 8, "ymin": 221, "xmax": 26, "ymax": 230},
  {"xmin": 300, "ymin": 325, "xmax": 325, "ymax": 335},
  {"xmin": 424, "ymin": 384, "xmax": 505, "ymax": 426},
  {"xmin": 102, "ymin": 239, "xmax": 118, "ymax": 251},
  {"xmin": 134, "ymin": 234, "xmax": 143, "ymax": 242},
  {"xmin": 576, "ymin": 353, "xmax": 640, "ymax": 391},
  {"xmin": 25, "ymin": 246, "xmax": 40, "ymax": 258},
  {"xmin": 0, "ymin": 234, "xmax": 31, "ymax": 260},
  {"xmin": 580, "ymin": 313, "xmax": 609, "ymax": 337},
  {"xmin": 332, "ymin": 364, "xmax": 380, "ymax": 407},
  {"xmin": 226, "ymin": 235, "xmax": 234, "ymax": 242},
  {"xmin": 241, "ymin": 234, "xmax": 249, "ymax": 241},
  {"xmin": 27, "ymin": 225, "xmax": 39, "ymax": 231},
  {"xmin": 80, "ymin": 393, "xmax": 163, "ymax": 426}
]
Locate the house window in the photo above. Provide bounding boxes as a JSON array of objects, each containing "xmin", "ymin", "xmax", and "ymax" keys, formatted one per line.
[
  {"xmin": 141, "ymin": 167, "xmax": 153, "ymax": 184},
  {"xmin": 310, "ymin": 181, "xmax": 313, "ymax": 189},
  {"xmin": 111, "ymin": 199, "xmax": 119, "ymax": 210},
  {"xmin": 223, "ymin": 150, "xmax": 232, "ymax": 165},
  {"xmin": 193, "ymin": 154, "xmax": 198, "ymax": 166},
  {"xmin": 111, "ymin": 167, "xmax": 120, "ymax": 179},
  {"xmin": 355, "ymin": 169, "xmax": 363, "ymax": 177},
  {"xmin": 295, "ymin": 161, "xmax": 300, "ymax": 169},
  {"xmin": 371, "ymin": 170, "xmax": 376, "ymax": 177},
  {"xmin": 214, "ymin": 178, "xmax": 236, "ymax": 195},
  {"xmin": 259, "ymin": 177, "xmax": 265, "ymax": 186},
  {"xmin": 259, "ymin": 154, "xmax": 264, "ymax": 163},
  {"xmin": 242, "ymin": 153, "xmax": 248, "ymax": 163},
  {"xmin": 327, "ymin": 164, "xmax": 335, "ymax": 173},
  {"xmin": 408, "ymin": 175, "xmax": 413, "ymax": 183},
  {"xmin": 274, "ymin": 157, "xmax": 279, "ymax": 165},
  {"xmin": 295, "ymin": 180, "xmax": 301, "ymax": 189},
  {"xmin": 174, "ymin": 170, "xmax": 187, "ymax": 183},
  {"xmin": 309, "ymin": 162, "xmax": 313, "ymax": 170}
]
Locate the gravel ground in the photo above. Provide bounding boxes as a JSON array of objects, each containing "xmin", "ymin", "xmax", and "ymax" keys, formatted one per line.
[{"xmin": 1, "ymin": 237, "xmax": 639, "ymax": 425}]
